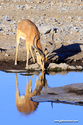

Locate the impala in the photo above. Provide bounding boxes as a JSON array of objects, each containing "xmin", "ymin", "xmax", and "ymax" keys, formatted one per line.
[
  {"xmin": 15, "ymin": 19, "xmax": 55, "ymax": 71},
  {"xmin": 15, "ymin": 72, "xmax": 47, "ymax": 115}
]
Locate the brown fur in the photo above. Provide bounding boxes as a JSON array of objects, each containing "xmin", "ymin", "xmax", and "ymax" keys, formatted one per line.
[
  {"xmin": 15, "ymin": 72, "xmax": 47, "ymax": 115},
  {"xmin": 15, "ymin": 19, "xmax": 47, "ymax": 70}
]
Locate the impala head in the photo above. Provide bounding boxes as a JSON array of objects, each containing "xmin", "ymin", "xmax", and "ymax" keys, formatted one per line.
[
  {"xmin": 33, "ymin": 33, "xmax": 55, "ymax": 71},
  {"xmin": 36, "ymin": 50, "xmax": 47, "ymax": 71}
]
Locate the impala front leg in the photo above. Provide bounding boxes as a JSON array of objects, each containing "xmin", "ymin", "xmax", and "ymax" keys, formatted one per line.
[
  {"xmin": 30, "ymin": 45, "xmax": 35, "ymax": 63},
  {"xmin": 26, "ymin": 75, "xmax": 33, "ymax": 94},
  {"xmin": 26, "ymin": 42, "xmax": 30, "ymax": 69},
  {"xmin": 15, "ymin": 35, "xmax": 20, "ymax": 65}
]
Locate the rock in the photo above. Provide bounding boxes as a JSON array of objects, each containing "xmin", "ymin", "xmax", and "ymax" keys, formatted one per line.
[
  {"xmin": 68, "ymin": 16, "xmax": 73, "ymax": 20},
  {"xmin": 77, "ymin": 16, "xmax": 82, "ymax": 21},
  {"xmin": 25, "ymin": 63, "xmax": 83, "ymax": 71},
  {"xmin": 25, "ymin": 4, "xmax": 32, "ymax": 9},
  {"xmin": 48, "ymin": 63, "xmax": 58, "ymax": 69},
  {"xmin": 68, "ymin": 66, "xmax": 77, "ymax": 70},
  {"xmin": 70, "ymin": 27, "xmax": 79, "ymax": 35},
  {"xmin": 59, "ymin": 63, "xmax": 69, "ymax": 70},
  {"xmin": 79, "ymin": 45, "xmax": 83, "ymax": 52},
  {"xmin": 16, "ymin": 5, "xmax": 25, "ymax": 10},
  {"xmin": 31, "ymin": 83, "xmax": 83, "ymax": 105},
  {"xmin": 2, "ymin": 15, "xmax": 8, "ymax": 21},
  {"xmin": 9, "ymin": 32, "xmax": 15, "ymax": 35},
  {"xmin": 48, "ymin": 63, "xmax": 83, "ymax": 71},
  {"xmin": 76, "ymin": 66, "xmax": 83, "ymax": 70},
  {"xmin": 25, "ymin": 63, "xmax": 41, "ymax": 70},
  {"xmin": 5, "ymin": 53, "xmax": 10, "ymax": 57},
  {"xmin": 37, "ymin": 0, "xmax": 42, "ymax": 4},
  {"xmin": 48, "ymin": 63, "xmax": 68, "ymax": 70}
]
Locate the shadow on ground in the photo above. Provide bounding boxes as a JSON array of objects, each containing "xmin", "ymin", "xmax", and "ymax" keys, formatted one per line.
[{"xmin": 48, "ymin": 43, "xmax": 82, "ymax": 62}]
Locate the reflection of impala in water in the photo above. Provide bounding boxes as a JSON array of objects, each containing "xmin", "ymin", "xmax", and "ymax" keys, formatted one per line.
[{"xmin": 15, "ymin": 72, "xmax": 47, "ymax": 115}]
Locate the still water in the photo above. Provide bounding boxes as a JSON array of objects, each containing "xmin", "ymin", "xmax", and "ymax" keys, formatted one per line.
[{"xmin": 0, "ymin": 70, "xmax": 83, "ymax": 125}]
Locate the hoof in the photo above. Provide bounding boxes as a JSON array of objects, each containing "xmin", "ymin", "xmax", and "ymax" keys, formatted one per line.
[
  {"xmin": 33, "ymin": 59, "xmax": 36, "ymax": 63},
  {"xmin": 15, "ymin": 63, "xmax": 17, "ymax": 65},
  {"xmin": 33, "ymin": 61, "xmax": 36, "ymax": 63},
  {"xmin": 25, "ymin": 66, "xmax": 29, "ymax": 70}
]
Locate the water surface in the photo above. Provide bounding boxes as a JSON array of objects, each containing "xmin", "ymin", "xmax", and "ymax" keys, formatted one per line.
[{"xmin": 0, "ymin": 71, "xmax": 83, "ymax": 125}]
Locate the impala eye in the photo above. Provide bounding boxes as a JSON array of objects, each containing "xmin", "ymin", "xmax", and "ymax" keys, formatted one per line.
[
  {"xmin": 41, "ymin": 59, "xmax": 43, "ymax": 63},
  {"xmin": 41, "ymin": 78, "xmax": 43, "ymax": 82}
]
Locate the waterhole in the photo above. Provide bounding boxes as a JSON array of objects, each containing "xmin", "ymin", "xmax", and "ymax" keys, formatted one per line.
[{"xmin": 0, "ymin": 71, "xmax": 83, "ymax": 125}]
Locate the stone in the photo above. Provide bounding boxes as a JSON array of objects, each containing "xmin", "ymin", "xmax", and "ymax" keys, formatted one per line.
[
  {"xmin": 37, "ymin": 0, "xmax": 42, "ymax": 4},
  {"xmin": 5, "ymin": 53, "xmax": 9, "ymax": 57},
  {"xmin": 31, "ymin": 83, "xmax": 83, "ymax": 104},
  {"xmin": 78, "ymin": 16, "xmax": 82, "ymax": 21},
  {"xmin": 68, "ymin": 66, "xmax": 77, "ymax": 70},
  {"xmin": 2, "ymin": 15, "xmax": 8, "ymax": 21},
  {"xmin": 16, "ymin": 5, "xmax": 25, "ymax": 10},
  {"xmin": 59, "ymin": 63, "xmax": 68, "ymax": 70},
  {"xmin": 25, "ymin": 63, "xmax": 41, "ymax": 70},
  {"xmin": 48, "ymin": 63, "xmax": 68, "ymax": 70},
  {"xmin": 79, "ymin": 45, "xmax": 83, "ymax": 52},
  {"xmin": 25, "ymin": 4, "xmax": 32, "ymax": 9},
  {"xmin": 76, "ymin": 66, "xmax": 83, "ymax": 70},
  {"xmin": 48, "ymin": 63, "xmax": 58, "ymax": 69},
  {"xmin": 9, "ymin": 32, "xmax": 15, "ymax": 35},
  {"xmin": 47, "ymin": 63, "xmax": 83, "ymax": 71}
]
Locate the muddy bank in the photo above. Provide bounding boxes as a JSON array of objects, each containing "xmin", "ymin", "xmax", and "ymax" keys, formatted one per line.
[
  {"xmin": 0, "ymin": 1, "xmax": 83, "ymax": 71},
  {"xmin": 0, "ymin": 58, "xmax": 83, "ymax": 71}
]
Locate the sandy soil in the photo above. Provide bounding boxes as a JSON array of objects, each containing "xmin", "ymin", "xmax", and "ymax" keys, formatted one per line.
[{"xmin": 0, "ymin": 0, "xmax": 83, "ymax": 71}]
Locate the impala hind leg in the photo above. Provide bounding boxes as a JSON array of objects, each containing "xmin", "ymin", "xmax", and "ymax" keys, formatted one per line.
[
  {"xmin": 30, "ymin": 45, "xmax": 35, "ymax": 63},
  {"xmin": 15, "ymin": 35, "xmax": 20, "ymax": 65}
]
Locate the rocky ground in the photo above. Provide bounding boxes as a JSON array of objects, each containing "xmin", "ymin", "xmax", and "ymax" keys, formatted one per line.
[{"xmin": 0, "ymin": 0, "xmax": 83, "ymax": 71}]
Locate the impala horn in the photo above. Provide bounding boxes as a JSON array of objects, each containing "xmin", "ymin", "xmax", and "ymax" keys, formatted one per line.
[{"xmin": 33, "ymin": 34, "xmax": 45, "ymax": 57}]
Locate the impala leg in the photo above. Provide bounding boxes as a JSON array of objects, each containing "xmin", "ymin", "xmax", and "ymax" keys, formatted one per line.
[
  {"xmin": 35, "ymin": 75, "xmax": 39, "ymax": 89},
  {"xmin": 30, "ymin": 45, "xmax": 35, "ymax": 63},
  {"xmin": 15, "ymin": 73, "xmax": 19, "ymax": 100},
  {"xmin": 15, "ymin": 35, "xmax": 20, "ymax": 65},
  {"xmin": 26, "ymin": 42, "xmax": 30, "ymax": 68},
  {"xmin": 15, "ymin": 73, "xmax": 18, "ymax": 89},
  {"xmin": 27, "ymin": 75, "xmax": 33, "ymax": 93}
]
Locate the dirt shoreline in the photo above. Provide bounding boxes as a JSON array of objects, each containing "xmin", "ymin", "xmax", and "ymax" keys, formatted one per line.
[
  {"xmin": 0, "ymin": 1, "xmax": 83, "ymax": 71},
  {"xmin": 0, "ymin": 58, "xmax": 83, "ymax": 71}
]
